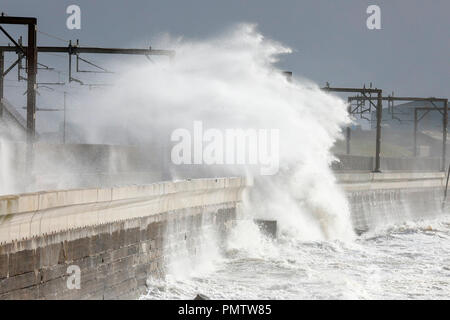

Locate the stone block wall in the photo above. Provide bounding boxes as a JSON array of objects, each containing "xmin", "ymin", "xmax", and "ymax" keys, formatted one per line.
[
  {"xmin": 0, "ymin": 178, "xmax": 245, "ymax": 300},
  {"xmin": 0, "ymin": 205, "xmax": 237, "ymax": 300}
]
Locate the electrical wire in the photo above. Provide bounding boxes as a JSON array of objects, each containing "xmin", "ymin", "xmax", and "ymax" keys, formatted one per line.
[{"xmin": 37, "ymin": 30, "xmax": 69, "ymax": 44}]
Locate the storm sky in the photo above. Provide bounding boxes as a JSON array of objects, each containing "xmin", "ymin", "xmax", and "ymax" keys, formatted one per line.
[{"xmin": 1, "ymin": 0, "xmax": 449, "ymax": 131}]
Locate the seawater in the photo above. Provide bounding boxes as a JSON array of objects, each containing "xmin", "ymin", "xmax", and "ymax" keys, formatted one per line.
[{"xmin": 141, "ymin": 215, "xmax": 450, "ymax": 300}]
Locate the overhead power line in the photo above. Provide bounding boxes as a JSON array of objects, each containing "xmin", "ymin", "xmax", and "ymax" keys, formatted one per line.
[{"xmin": 37, "ymin": 30, "xmax": 69, "ymax": 44}]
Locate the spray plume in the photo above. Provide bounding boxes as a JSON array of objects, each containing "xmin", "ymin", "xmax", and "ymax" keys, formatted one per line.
[{"xmin": 1, "ymin": 23, "xmax": 354, "ymax": 241}]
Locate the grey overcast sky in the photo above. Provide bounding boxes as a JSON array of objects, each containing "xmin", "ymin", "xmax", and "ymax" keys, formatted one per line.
[{"xmin": 1, "ymin": 0, "xmax": 449, "ymax": 98}]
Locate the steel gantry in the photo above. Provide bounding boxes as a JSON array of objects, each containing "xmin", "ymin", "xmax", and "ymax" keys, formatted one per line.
[
  {"xmin": 348, "ymin": 95, "xmax": 449, "ymax": 171},
  {"xmin": 0, "ymin": 15, "xmax": 37, "ymax": 142},
  {"xmin": 322, "ymin": 84, "xmax": 383, "ymax": 172},
  {"xmin": 0, "ymin": 14, "xmax": 175, "ymax": 189},
  {"xmin": 0, "ymin": 14, "xmax": 175, "ymax": 140}
]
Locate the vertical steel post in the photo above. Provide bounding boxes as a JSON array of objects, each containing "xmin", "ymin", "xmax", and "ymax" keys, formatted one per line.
[
  {"xmin": 443, "ymin": 99, "xmax": 448, "ymax": 172},
  {"xmin": 0, "ymin": 50, "xmax": 3, "ymax": 117},
  {"xmin": 26, "ymin": 21, "xmax": 37, "ymax": 142},
  {"xmin": 346, "ymin": 97, "xmax": 351, "ymax": 155},
  {"xmin": 63, "ymin": 91, "xmax": 66, "ymax": 144},
  {"xmin": 18, "ymin": 36, "xmax": 22, "ymax": 81},
  {"xmin": 374, "ymin": 91, "xmax": 382, "ymax": 172},
  {"xmin": 25, "ymin": 20, "xmax": 37, "ymax": 192},
  {"xmin": 414, "ymin": 108, "xmax": 418, "ymax": 157}
]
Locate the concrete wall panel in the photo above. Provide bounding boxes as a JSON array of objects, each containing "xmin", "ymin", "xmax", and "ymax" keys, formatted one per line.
[{"xmin": 0, "ymin": 177, "xmax": 245, "ymax": 299}]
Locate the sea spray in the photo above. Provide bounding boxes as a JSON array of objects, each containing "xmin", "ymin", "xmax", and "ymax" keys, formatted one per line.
[
  {"xmin": 0, "ymin": 23, "xmax": 354, "ymax": 257},
  {"xmin": 0, "ymin": 139, "xmax": 17, "ymax": 195},
  {"xmin": 143, "ymin": 215, "xmax": 450, "ymax": 299},
  {"xmin": 66, "ymin": 24, "xmax": 354, "ymax": 244},
  {"xmin": 164, "ymin": 210, "xmax": 224, "ymax": 280}
]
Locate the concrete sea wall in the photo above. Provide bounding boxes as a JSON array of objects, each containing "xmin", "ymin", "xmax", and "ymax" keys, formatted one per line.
[
  {"xmin": 332, "ymin": 154, "xmax": 442, "ymax": 172},
  {"xmin": 0, "ymin": 177, "xmax": 246, "ymax": 299},
  {"xmin": 337, "ymin": 172, "xmax": 447, "ymax": 233},
  {"xmin": 0, "ymin": 172, "xmax": 447, "ymax": 299}
]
